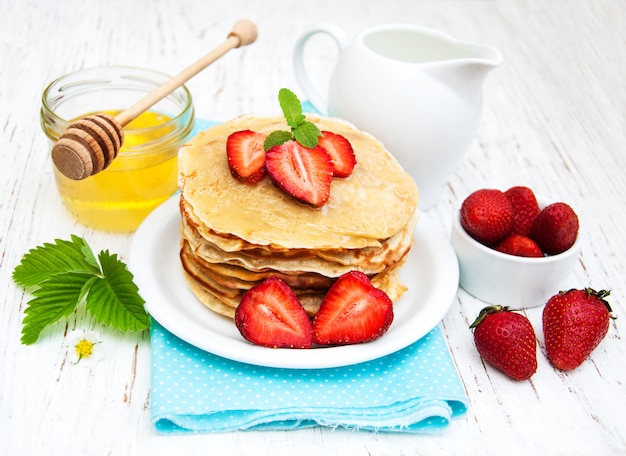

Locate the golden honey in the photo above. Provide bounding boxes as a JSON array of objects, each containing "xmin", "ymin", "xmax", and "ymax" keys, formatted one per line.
[
  {"xmin": 53, "ymin": 111, "xmax": 182, "ymax": 231},
  {"xmin": 41, "ymin": 66, "xmax": 194, "ymax": 231}
]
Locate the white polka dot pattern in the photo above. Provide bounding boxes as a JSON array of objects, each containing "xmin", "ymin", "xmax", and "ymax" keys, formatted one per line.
[{"xmin": 150, "ymin": 320, "xmax": 468, "ymax": 433}]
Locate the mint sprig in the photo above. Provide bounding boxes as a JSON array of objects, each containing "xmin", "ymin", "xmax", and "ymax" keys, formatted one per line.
[
  {"xmin": 264, "ymin": 130, "xmax": 293, "ymax": 151},
  {"xmin": 13, "ymin": 235, "xmax": 149, "ymax": 344},
  {"xmin": 263, "ymin": 88, "xmax": 321, "ymax": 151},
  {"xmin": 279, "ymin": 87, "xmax": 306, "ymax": 128}
]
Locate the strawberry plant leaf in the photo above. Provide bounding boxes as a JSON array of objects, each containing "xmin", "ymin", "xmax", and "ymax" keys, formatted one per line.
[
  {"xmin": 21, "ymin": 272, "xmax": 93, "ymax": 345},
  {"xmin": 14, "ymin": 235, "xmax": 149, "ymax": 345},
  {"xmin": 78, "ymin": 236, "xmax": 100, "ymax": 270},
  {"xmin": 12, "ymin": 235, "xmax": 99, "ymax": 289},
  {"xmin": 85, "ymin": 250, "xmax": 149, "ymax": 332}
]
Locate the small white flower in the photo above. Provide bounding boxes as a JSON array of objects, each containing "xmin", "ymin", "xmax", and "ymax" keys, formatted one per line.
[{"xmin": 66, "ymin": 330, "xmax": 104, "ymax": 367}]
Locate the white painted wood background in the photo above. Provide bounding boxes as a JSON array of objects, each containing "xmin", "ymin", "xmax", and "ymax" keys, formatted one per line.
[{"xmin": 1, "ymin": 0, "xmax": 624, "ymax": 455}]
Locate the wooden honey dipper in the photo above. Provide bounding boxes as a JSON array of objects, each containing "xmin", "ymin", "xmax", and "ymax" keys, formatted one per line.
[{"xmin": 52, "ymin": 19, "xmax": 258, "ymax": 180}]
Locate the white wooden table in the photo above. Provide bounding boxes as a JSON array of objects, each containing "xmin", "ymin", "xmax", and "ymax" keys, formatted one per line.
[{"xmin": 2, "ymin": 1, "xmax": 624, "ymax": 454}]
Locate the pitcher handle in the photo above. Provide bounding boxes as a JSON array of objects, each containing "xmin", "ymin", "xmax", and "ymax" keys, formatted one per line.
[{"xmin": 293, "ymin": 23, "xmax": 348, "ymax": 115}]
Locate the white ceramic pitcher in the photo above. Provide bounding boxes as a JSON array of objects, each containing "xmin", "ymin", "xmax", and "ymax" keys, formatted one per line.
[{"xmin": 294, "ymin": 23, "xmax": 503, "ymax": 209}]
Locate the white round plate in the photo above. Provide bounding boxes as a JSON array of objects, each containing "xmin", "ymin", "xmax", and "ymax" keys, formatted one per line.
[{"xmin": 130, "ymin": 197, "xmax": 459, "ymax": 369}]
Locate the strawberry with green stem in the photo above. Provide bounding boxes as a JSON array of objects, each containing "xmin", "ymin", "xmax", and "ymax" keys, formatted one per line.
[
  {"xmin": 543, "ymin": 288, "xmax": 616, "ymax": 371},
  {"xmin": 470, "ymin": 305, "xmax": 538, "ymax": 380}
]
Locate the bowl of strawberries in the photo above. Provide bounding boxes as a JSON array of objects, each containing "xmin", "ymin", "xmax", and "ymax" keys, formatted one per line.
[{"xmin": 451, "ymin": 186, "xmax": 581, "ymax": 308}]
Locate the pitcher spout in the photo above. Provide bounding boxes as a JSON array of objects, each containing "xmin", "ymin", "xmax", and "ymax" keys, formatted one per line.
[
  {"xmin": 427, "ymin": 43, "xmax": 503, "ymax": 104},
  {"xmin": 465, "ymin": 42, "xmax": 504, "ymax": 69},
  {"xmin": 465, "ymin": 43, "xmax": 504, "ymax": 83}
]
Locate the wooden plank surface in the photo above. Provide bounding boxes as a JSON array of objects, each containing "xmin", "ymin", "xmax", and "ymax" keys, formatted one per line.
[{"xmin": 1, "ymin": 1, "xmax": 624, "ymax": 455}]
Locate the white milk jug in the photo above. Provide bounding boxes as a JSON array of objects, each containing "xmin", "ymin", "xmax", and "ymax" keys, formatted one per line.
[{"xmin": 294, "ymin": 23, "xmax": 503, "ymax": 209}]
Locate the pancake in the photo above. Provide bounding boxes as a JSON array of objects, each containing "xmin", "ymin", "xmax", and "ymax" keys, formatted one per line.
[
  {"xmin": 181, "ymin": 243, "xmax": 409, "ymax": 318},
  {"xmin": 178, "ymin": 114, "xmax": 419, "ymax": 250},
  {"xmin": 177, "ymin": 114, "xmax": 419, "ymax": 319},
  {"xmin": 180, "ymin": 195, "xmax": 417, "ymax": 276}
]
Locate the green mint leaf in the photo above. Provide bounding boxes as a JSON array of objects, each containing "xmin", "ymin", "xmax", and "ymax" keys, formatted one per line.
[
  {"xmin": 21, "ymin": 272, "xmax": 93, "ymax": 345},
  {"xmin": 264, "ymin": 130, "xmax": 293, "ymax": 151},
  {"xmin": 272, "ymin": 88, "xmax": 321, "ymax": 149},
  {"xmin": 278, "ymin": 88, "xmax": 305, "ymax": 129},
  {"xmin": 293, "ymin": 121, "xmax": 322, "ymax": 149},
  {"xmin": 12, "ymin": 235, "xmax": 99, "ymax": 289},
  {"xmin": 85, "ymin": 250, "xmax": 149, "ymax": 332}
]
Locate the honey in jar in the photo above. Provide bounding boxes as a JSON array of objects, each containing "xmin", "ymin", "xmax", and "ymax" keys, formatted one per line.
[{"xmin": 41, "ymin": 66, "xmax": 194, "ymax": 231}]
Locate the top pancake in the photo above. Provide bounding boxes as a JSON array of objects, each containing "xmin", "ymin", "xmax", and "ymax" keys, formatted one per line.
[{"xmin": 178, "ymin": 114, "xmax": 419, "ymax": 250}]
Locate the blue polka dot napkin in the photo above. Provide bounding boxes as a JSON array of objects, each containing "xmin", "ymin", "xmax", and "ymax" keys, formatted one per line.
[{"xmin": 150, "ymin": 319, "xmax": 468, "ymax": 434}]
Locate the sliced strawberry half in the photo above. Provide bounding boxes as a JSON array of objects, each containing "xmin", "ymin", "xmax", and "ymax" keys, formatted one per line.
[
  {"xmin": 226, "ymin": 130, "xmax": 268, "ymax": 183},
  {"xmin": 265, "ymin": 140, "xmax": 333, "ymax": 207},
  {"xmin": 235, "ymin": 276, "xmax": 313, "ymax": 349},
  {"xmin": 313, "ymin": 271, "xmax": 394, "ymax": 345},
  {"xmin": 318, "ymin": 131, "xmax": 356, "ymax": 178}
]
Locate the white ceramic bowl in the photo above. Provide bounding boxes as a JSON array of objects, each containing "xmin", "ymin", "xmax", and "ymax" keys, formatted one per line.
[{"xmin": 450, "ymin": 197, "xmax": 582, "ymax": 308}]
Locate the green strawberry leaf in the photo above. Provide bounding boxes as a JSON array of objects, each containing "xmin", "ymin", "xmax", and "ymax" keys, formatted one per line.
[
  {"xmin": 12, "ymin": 235, "xmax": 99, "ymax": 289},
  {"xmin": 79, "ymin": 237, "xmax": 100, "ymax": 270},
  {"xmin": 14, "ymin": 236, "xmax": 149, "ymax": 345},
  {"xmin": 13, "ymin": 235, "xmax": 99, "ymax": 288},
  {"xmin": 21, "ymin": 272, "xmax": 93, "ymax": 345},
  {"xmin": 85, "ymin": 250, "xmax": 149, "ymax": 332}
]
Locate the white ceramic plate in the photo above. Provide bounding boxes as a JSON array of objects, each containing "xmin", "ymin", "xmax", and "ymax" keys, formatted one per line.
[{"xmin": 130, "ymin": 197, "xmax": 459, "ymax": 369}]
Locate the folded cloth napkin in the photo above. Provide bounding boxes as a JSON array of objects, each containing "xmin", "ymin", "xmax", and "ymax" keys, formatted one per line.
[{"xmin": 150, "ymin": 319, "xmax": 468, "ymax": 434}]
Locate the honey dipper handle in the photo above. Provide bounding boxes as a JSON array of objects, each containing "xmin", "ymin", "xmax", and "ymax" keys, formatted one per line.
[{"xmin": 115, "ymin": 19, "xmax": 258, "ymax": 127}]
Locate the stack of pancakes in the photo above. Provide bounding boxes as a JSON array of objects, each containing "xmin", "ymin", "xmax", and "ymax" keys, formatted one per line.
[{"xmin": 178, "ymin": 114, "xmax": 419, "ymax": 318}]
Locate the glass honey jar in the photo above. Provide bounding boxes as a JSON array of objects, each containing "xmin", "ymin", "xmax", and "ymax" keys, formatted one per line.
[{"xmin": 41, "ymin": 66, "xmax": 194, "ymax": 232}]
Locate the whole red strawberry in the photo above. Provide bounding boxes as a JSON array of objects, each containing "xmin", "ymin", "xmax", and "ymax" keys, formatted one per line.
[
  {"xmin": 530, "ymin": 202, "xmax": 579, "ymax": 255},
  {"xmin": 495, "ymin": 233, "xmax": 544, "ymax": 258},
  {"xmin": 461, "ymin": 189, "xmax": 514, "ymax": 245},
  {"xmin": 505, "ymin": 186, "xmax": 540, "ymax": 236},
  {"xmin": 543, "ymin": 288, "xmax": 615, "ymax": 371},
  {"xmin": 470, "ymin": 305, "xmax": 537, "ymax": 380}
]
